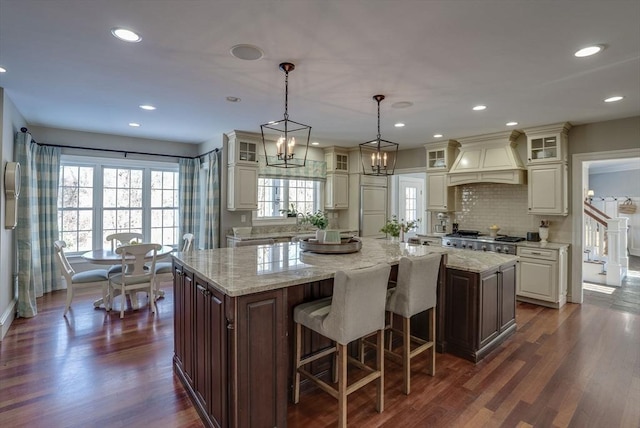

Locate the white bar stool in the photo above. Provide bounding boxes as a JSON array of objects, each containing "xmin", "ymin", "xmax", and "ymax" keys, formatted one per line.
[
  {"xmin": 385, "ymin": 254, "xmax": 441, "ymax": 394},
  {"xmin": 292, "ymin": 263, "xmax": 391, "ymax": 428}
]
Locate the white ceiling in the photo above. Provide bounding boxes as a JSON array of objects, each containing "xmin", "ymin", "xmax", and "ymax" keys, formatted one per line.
[{"xmin": 1, "ymin": 0, "xmax": 639, "ymax": 149}]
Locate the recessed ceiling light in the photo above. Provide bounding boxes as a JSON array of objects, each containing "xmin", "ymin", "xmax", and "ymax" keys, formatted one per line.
[
  {"xmin": 139, "ymin": 104, "xmax": 156, "ymax": 110},
  {"xmin": 129, "ymin": 122, "xmax": 141, "ymax": 127},
  {"xmin": 604, "ymin": 96, "xmax": 624, "ymax": 103},
  {"xmin": 394, "ymin": 123, "xmax": 405, "ymax": 128},
  {"xmin": 230, "ymin": 44, "xmax": 264, "ymax": 61},
  {"xmin": 0, "ymin": 66, "xmax": 6, "ymax": 73},
  {"xmin": 472, "ymin": 105, "xmax": 487, "ymax": 111},
  {"xmin": 311, "ymin": 141, "xmax": 320, "ymax": 146},
  {"xmin": 574, "ymin": 45, "xmax": 604, "ymax": 57},
  {"xmin": 506, "ymin": 121, "xmax": 518, "ymax": 126},
  {"xmin": 226, "ymin": 96, "xmax": 241, "ymax": 102},
  {"xmin": 433, "ymin": 134, "xmax": 443, "ymax": 138},
  {"xmin": 111, "ymin": 27, "xmax": 141, "ymax": 43},
  {"xmin": 391, "ymin": 101, "xmax": 413, "ymax": 109}
]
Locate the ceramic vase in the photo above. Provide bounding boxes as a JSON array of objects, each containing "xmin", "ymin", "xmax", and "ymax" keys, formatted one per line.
[
  {"xmin": 539, "ymin": 227, "xmax": 549, "ymax": 243},
  {"xmin": 316, "ymin": 229, "xmax": 325, "ymax": 243}
]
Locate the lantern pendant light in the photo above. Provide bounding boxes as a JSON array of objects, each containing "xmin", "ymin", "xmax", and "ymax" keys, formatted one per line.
[
  {"xmin": 260, "ymin": 62, "xmax": 311, "ymax": 168},
  {"xmin": 359, "ymin": 95, "xmax": 399, "ymax": 176}
]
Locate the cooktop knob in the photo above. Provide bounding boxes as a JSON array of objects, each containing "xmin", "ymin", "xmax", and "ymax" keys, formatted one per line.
[{"xmin": 481, "ymin": 245, "xmax": 487, "ymax": 251}]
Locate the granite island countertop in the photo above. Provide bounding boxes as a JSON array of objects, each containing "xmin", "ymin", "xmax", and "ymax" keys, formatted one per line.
[
  {"xmin": 172, "ymin": 237, "xmax": 518, "ymax": 297},
  {"xmin": 226, "ymin": 228, "xmax": 358, "ymax": 241}
]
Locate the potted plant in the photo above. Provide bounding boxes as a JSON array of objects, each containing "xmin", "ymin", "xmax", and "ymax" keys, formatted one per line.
[
  {"xmin": 304, "ymin": 211, "xmax": 329, "ymax": 242},
  {"xmin": 381, "ymin": 216, "xmax": 420, "ymax": 242},
  {"xmin": 280, "ymin": 203, "xmax": 299, "ymax": 218}
]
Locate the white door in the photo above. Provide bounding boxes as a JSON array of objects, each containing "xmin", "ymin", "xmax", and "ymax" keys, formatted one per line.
[{"xmin": 399, "ymin": 176, "xmax": 425, "ymax": 234}]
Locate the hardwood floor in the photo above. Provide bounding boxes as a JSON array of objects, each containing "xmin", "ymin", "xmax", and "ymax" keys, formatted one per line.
[{"xmin": 1, "ymin": 277, "xmax": 638, "ymax": 427}]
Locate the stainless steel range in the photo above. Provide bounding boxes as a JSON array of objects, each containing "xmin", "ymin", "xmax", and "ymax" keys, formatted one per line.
[{"xmin": 441, "ymin": 230, "xmax": 524, "ymax": 255}]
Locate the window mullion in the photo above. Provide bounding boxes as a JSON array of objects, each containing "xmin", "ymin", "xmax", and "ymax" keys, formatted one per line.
[
  {"xmin": 94, "ymin": 164, "xmax": 104, "ymax": 250},
  {"xmin": 143, "ymin": 168, "xmax": 151, "ymax": 240}
]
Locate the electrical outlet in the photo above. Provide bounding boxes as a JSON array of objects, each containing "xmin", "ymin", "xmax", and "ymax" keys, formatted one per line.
[{"xmin": 241, "ymin": 215, "xmax": 246, "ymax": 223}]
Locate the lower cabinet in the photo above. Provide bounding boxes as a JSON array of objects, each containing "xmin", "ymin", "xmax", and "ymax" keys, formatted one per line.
[
  {"xmin": 444, "ymin": 262, "xmax": 516, "ymax": 363},
  {"xmin": 173, "ymin": 262, "xmax": 287, "ymax": 428},
  {"xmin": 516, "ymin": 246, "xmax": 568, "ymax": 308}
]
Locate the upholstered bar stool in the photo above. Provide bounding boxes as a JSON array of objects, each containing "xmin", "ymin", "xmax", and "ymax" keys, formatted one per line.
[
  {"xmin": 384, "ymin": 254, "xmax": 441, "ymax": 394},
  {"xmin": 293, "ymin": 263, "xmax": 391, "ymax": 428}
]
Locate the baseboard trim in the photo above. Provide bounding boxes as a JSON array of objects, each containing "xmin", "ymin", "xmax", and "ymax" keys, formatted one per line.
[{"xmin": 0, "ymin": 297, "xmax": 17, "ymax": 341}]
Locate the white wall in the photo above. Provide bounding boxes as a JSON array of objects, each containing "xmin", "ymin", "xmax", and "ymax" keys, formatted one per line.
[{"xmin": 0, "ymin": 89, "xmax": 26, "ymax": 340}]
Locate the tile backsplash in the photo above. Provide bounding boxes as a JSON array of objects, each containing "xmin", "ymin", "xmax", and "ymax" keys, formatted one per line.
[{"xmin": 452, "ymin": 183, "xmax": 542, "ymax": 238}]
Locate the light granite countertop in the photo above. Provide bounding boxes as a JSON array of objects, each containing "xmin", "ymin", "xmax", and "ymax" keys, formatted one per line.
[
  {"xmin": 172, "ymin": 237, "xmax": 518, "ymax": 297},
  {"xmin": 226, "ymin": 229, "xmax": 358, "ymax": 241}
]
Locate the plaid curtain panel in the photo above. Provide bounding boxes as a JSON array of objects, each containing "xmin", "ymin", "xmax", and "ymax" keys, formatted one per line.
[
  {"xmin": 202, "ymin": 151, "xmax": 221, "ymax": 249},
  {"xmin": 179, "ymin": 157, "xmax": 201, "ymax": 249}
]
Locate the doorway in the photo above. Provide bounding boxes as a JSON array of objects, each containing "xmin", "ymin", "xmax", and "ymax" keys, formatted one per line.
[
  {"xmin": 571, "ymin": 148, "xmax": 640, "ymax": 303},
  {"xmin": 392, "ymin": 173, "xmax": 426, "ymax": 235}
]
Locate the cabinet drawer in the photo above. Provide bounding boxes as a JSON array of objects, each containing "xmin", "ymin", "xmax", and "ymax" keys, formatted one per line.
[{"xmin": 517, "ymin": 247, "xmax": 557, "ymax": 261}]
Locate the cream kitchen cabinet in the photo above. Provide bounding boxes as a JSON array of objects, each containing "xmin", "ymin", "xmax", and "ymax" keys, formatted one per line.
[
  {"xmin": 528, "ymin": 163, "xmax": 568, "ymax": 215},
  {"xmin": 226, "ymin": 131, "xmax": 260, "ymax": 166},
  {"xmin": 324, "ymin": 147, "xmax": 349, "ymax": 173},
  {"xmin": 425, "ymin": 140, "xmax": 459, "ymax": 171},
  {"xmin": 523, "ymin": 123, "xmax": 571, "ymax": 165},
  {"xmin": 227, "ymin": 165, "xmax": 258, "ymax": 211},
  {"xmin": 516, "ymin": 246, "xmax": 568, "ymax": 308},
  {"xmin": 325, "ymin": 173, "xmax": 349, "ymax": 209},
  {"xmin": 427, "ymin": 172, "xmax": 456, "ymax": 212}
]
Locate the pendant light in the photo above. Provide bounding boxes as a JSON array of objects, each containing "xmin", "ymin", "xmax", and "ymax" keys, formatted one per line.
[
  {"xmin": 260, "ymin": 62, "xmax": 311, "ymax": 168},
  {"xmin": 359, "ymin": 95, "xmax": 399, "ymax": 176}
]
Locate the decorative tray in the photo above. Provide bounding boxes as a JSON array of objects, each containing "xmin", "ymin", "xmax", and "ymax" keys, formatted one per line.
[{"xmin": 299, "ymin": 237, "xmax": 362, "ymax": 254}]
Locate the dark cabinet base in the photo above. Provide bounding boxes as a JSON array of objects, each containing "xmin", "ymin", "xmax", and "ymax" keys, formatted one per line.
[{"xmin": 444, "ymin": 262, "xmax": 517, "ymax": 363}]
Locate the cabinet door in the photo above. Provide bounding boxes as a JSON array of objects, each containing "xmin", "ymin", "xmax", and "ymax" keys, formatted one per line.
[
  {"xmin": 325, "ymin": 173, "xmax": 349, "ymax": 209},
  {"xmin": 233, "ymin": 290, "xmax": 287, "ymax": 428},
  {"xmin": 499, "ymin": 263, "xmax": 516, "ymax": 331},
  {"xmin": 182, "ymin": 268, "xmax": 195, "ymax": 385},
  {"xmin": 194, "ymin": 276, "xmax": 210, "ymax": 411},
  {"xmin": 528, "ymin": 164, "xmax": 567, "ymax": 215},
  {"xmin": 445, "ymin": 269, "xmax": 478, "ymax": 352},
  {"xmin": 227, "ymin": 165, "xmax": 258, "ymax": 210},
  {"xmin": 427, "ymin": 173, "xmax": 449, "ymax": 211},
  {"xmin": 517, "ymin": 257, "xmax": 557, "ymax": 302},
  {"xmin": 479, "ymin": 270, "xmax": 500, "ymax": 348},
  {"xmin": 173, "ymin": 262, "xmax": 185, "ymax": 369}
]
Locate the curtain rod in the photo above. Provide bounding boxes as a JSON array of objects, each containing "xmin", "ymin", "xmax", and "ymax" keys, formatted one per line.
[{"xmin": 20, "ymin": 127, "xmax": 219, "ymax": 160}]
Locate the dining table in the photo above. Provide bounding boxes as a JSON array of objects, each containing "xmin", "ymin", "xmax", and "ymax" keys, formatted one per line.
[{"xmin": 82, "ymin": 244, "xmax": 174, "ymax": 308}]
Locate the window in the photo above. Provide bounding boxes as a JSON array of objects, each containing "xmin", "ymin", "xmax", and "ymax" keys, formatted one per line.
[
  {"xmin": 256, "ymin": 178, "xmax": 321, "ymax": 219},
  {"xmin": 58, "ymin": 156, "xmax": 179, "ymax": 254}
]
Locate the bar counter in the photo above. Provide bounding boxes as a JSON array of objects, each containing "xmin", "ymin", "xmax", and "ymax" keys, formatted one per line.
[{"xmin": 171, "ymin": 238, "xmax": 518, "ymax": 428}]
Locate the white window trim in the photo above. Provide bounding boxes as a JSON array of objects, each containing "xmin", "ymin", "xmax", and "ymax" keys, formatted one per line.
[
  {"xmin": 252, "ymin": 178, "xmax": 325, "ymax": 225},
  {"xmin": 60, "ymin": 154, "xmax": 179, "ymax": 254}
]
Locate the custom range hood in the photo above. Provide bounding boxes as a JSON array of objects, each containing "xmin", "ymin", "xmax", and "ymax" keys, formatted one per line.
[{"xmin": 447, "ymin": 130, "xmax": 526, "ymax": 186}]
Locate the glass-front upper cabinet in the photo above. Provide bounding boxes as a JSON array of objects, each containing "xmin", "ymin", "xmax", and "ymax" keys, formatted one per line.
[
  {"xmin": 523, "ymin": 123, "xmax": 571, "ymax": 165},
  {"xmin": 226, "ymin": 131, "xmax": 260, "ymax": 166},
  {"xmin": 324, "ymin": 147, "xmax": 349, "ymax": 173},
  {"xmin": 424, "ymin": 140, "xmax": 459, "ymax": 171}
]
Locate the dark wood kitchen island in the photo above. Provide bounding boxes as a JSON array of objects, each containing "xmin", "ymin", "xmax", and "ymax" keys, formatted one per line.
[{"xmin": 171, "ymin": 238, "xmax": 516, "ymax": 428}]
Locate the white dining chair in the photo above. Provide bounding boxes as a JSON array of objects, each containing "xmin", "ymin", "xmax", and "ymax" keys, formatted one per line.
[
  {"xmin": 105, "ymin": 232, "xmax": 144, "ymax": 276},
  {"xmin": 54, "ymin": 240, "xmax": 110, "ymax": 317},
  {"xmin": 108, "ymin": 243, "xmax": 161, "ymax": 318},
  {"xmin": 152, "ymin": 233, "xmax": 194, "ymax": 297}
]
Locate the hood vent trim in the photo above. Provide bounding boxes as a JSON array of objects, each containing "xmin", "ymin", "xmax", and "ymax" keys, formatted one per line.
[{"xmin": 447, "ymin": 130, "xmax": 526, "ymax": 186}]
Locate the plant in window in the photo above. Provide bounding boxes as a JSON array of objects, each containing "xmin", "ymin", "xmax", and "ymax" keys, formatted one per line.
[
  {"xmin": 304, "ymin": 211, "xmax": 329, "ymax": 230},
  {"xmin": 280, "ymin": 203, "xmax": 299, "ymax": 218}
]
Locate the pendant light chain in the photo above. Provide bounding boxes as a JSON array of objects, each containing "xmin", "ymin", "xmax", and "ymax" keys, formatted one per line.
[{"xmin": 284, "ymin": 69, "xmax": 289, "ymax": 121}]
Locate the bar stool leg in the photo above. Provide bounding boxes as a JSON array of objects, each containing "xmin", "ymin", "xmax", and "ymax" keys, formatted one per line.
[
  {"xmin": 293, "ymin": 322, "xmax": 302, "ymax": 404},
  {"xmin": 403, "ymin": 316, "xmax": 411, "ymax": 395},
  {"xmin": 376, "ymin": 329, "xmax": 385, "ymax": 413},
  {"xmin": 337, "ymin": 343, "xmax": 348, "ymax": 428},
  {"xmin": 430, "ymin": 307, "xmax": 436, "ymax": 376}
]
